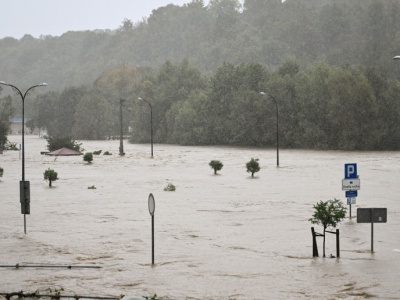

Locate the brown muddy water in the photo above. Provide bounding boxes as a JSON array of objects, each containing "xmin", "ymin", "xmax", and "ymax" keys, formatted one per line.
[{"xmin": 1, "ymin": 135, "xmax": 399, "ymax": 299}]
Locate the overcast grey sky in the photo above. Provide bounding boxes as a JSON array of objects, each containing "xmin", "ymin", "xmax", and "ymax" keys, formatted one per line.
[{"xmin": 0, "ymin": 0, "xmax": 210, "ymax": 39}]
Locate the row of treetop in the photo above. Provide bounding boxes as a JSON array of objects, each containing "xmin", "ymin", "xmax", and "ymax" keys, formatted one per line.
[{"xmin": 1, "ymin": 58, "xmax": 400, "ymax": 151}]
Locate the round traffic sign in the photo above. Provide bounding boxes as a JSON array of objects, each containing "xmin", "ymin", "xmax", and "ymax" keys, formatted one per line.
[{"xmin": 148, "ymin": 193, "xmax": 155, "ymax": 216}]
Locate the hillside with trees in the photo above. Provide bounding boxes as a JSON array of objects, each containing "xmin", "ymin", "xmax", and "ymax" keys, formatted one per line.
[{"xmin": 1, "ymin": 0, "xmax": 400, "ymax": 151}]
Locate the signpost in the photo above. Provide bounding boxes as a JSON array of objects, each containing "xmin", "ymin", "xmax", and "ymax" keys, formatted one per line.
[
  {"xmin": 148, "ymin": 193, "xmax": 155, "ymax": 266},
  {"xmin": 342, "ymin": 163, "xmax": 359, "ymax": 218},
  {"xmin": 357, "ymin": 208, "xmax": 387, "ymax": 253}
]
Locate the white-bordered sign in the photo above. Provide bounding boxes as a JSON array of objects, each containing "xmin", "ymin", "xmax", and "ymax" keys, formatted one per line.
[{"xmin": 342, "ymin": 178, "xmax": 360, "ymax": 190}]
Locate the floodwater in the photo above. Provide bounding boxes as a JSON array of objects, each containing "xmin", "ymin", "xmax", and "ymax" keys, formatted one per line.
[{"xmin": 1, "ymin": 135, "xmax": 399, "ymax": 300}]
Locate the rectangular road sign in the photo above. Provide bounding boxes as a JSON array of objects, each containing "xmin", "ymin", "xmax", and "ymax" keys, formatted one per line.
[
  {"xmin": 342, "ymin": 178, "xmax": 360, "ymax": 190},
  {"xmin": 347, "ymin": 197, "xmax": 356, "ymax": 205},
  {"xmin": 345, "ymin": 163, "xmax": 357, "ymax": 179},
  {"xmin": 345, "ymin": 190, "xmax": 358, "ymax": 198},
  {"xmin": 357, "ymin": 208, "xmax": 387, "ymax": 223}
]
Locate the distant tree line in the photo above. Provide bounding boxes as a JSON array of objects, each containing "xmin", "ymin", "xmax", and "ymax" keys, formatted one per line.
[
  {"xmin": 2, "ymin": 59, "xmax": 399, "ymax": 151},
  {"xmin": 1, "ymin": 0, "xmax": 400, "ymax": 91},
  {"xmin": 2, "ymin": 0, "xmax": 400, "ymax": 150}
]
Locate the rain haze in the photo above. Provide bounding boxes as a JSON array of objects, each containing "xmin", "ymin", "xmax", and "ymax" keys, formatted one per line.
[
  {"xmin": 0, "ymin": 0, "xmax": 210, "ymax": 39},
  {"xmin": 1, "ymin": 1, "xmax": 400, "ymax": 299}
]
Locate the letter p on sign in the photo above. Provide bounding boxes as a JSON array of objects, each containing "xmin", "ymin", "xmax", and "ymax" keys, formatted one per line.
[{"xmin": 345, "ymin": 163, "xmax": 357, "ymax": 179}]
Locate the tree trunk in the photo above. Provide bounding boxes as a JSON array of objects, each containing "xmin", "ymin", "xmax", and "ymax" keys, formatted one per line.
[
  {"xmin": 49, "ymin": 180, "xmax": 52, "ymax": 187},
  {"xmin": 252, "ymin": 172, "xmax": 254, "ymax": 177},
  {"xmin": 214, "ymin": 169, "xmax": 217, "ymax": 175}
]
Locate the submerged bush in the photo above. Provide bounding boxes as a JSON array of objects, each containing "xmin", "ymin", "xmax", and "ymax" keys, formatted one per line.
[
  {"xmin": 83, "ymin": 152, "xmax": 93, "ymax": 163},
  {"xmin": 209, "ymin": 160, "xmax": 223, "ymax": 175},
  {"xmin": 164, "ymin": 183, "xmax": 176, "ymax": 191},
  {"xmin": 43, "ymin": 168, "xmax": 59, "ymax": 187},
  {"xmin": 246, "ymin": 158, "xmax": 260, "ymax": 178}
]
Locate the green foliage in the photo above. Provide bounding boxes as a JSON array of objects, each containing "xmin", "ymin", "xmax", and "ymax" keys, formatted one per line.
[
  {"xmin": 93, "ymin": 150, "xmax": 102, "ymax": 155},
  {"xmin": 309, "ymin": 199, "xmax": 346, "ymax": 229},
  {"xmin": 164, "ymin": 183, "xmax": 176, "ymax": 191},
  {"xmin": 88, "ymin": 185, "xmax": 96, "ymax": 189},
  {"xmin": 43, "ymin": 168, "xmax": 59, "ymax": 187},
  {"xmin": 46, "ymin": 136, "xmax": 83, "ymax": 152},
  {"xmin": 246, "ymin": 158, "xmax": 260, "ymax": 177},
  {"xmin": 0, "ymin": 166, "xmax": 4, "ymax": 178},
  {"xmin": 4, "ymin": 141, "xmax": 18, "ymax": 150},
  {"xmin": 143, "ymin": 294, "xmax": 157, "ymax": 300},
  {"xmin": 209, "ymin": 160, "xmax": 223, "ymax": 175},
  {"xmin": 309, "ymin": 199, "xmax": 346, "ymax": 257},
  {"xmin": 103, "ymin": 151, "xmax": 112, "ymax": 155},
  {"xmin": 83, "ymin": 152, "xmax": 93, "ymax": 163},
  {"xmin": 0, "ymin": 96, "xmax": 12, "ymax": 148}
]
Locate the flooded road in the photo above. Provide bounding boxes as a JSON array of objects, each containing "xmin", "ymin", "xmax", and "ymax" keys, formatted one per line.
[{"xmin": 1, "ymin": 135, "xmax": 399, "ymax": 299}]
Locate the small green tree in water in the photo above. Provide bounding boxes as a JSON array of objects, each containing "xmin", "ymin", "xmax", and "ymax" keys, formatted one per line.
[
  {"xmin": 309, "ymin": 199, "xmax": 346, "ymax": 257},
  {"xmin": 44, "ymin": 168, "xmax": 59, "ymax": 187},
  {"xmin": 83, "ymin": 152, "xmax": 93, "ymax": 163},
  {"xmin": 209, "ymin": 160, "xmax": 223, "ymax": 175},
  {"xmin": 246, "ymin": 158, "xmax": 260, "ymax": 177}
]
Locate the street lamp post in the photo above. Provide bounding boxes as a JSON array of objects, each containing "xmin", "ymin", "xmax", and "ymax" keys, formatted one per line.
[
  {"xmin": 260, "ymin": 92, "xmax": 279, "ymax": 167},
  {"xmin": 119, "ymin": 98, "xmax": 126, "ymax": 156},
  {"xmin": 138, "ymin": 97, "xmax": 153, "ymax": 158},
  {"xmin": 0, "ymin": 81, "xmax": 47, "ymax": 234}
]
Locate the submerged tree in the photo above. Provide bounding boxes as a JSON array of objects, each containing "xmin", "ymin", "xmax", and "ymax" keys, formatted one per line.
[
  {"xmin": 209, "ymin": 160, "xmax": 223, "ymax": 174},
  {"xmin": 246, "ymin": 158, "xmax": 260, "ymax": 177},
  {"xmin": 44, "ymin": 168, "xmax": 59, "ymax": 187},
  {"xmin": 83, "ymin": 152, "xmax": 93, "ymax": 164},
  {"xmin": 309, "ymin": 199, "xmax": 346, "ymax": 257},
  {"xmin": 46, "ymin": 136, "xmax": 83, "ymax": 152}
]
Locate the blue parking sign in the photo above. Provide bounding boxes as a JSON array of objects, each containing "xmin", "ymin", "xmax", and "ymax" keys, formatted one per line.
[{"xmin": 345, "ymin": 163, "xmax": 357, "ymax": 179}]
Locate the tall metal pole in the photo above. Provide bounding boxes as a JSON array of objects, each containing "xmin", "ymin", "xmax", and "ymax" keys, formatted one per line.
[
  {"xmin": 260, "ymin": 92, "xmax": 279, "ymax": 167},
  {"xmin": 138, "ymin": 97, "xmax": 153, "ymax": 158},
  {"xmin": 0, "ymin": 81, "xmax": 47, "ymax": 234},
  {"xmin": 119, "ymin": 98, "xmax": 126, "ymax": 156},
  {"xmin": 151, "ymin": 214, "xmax": 155, "ymax": 265}
]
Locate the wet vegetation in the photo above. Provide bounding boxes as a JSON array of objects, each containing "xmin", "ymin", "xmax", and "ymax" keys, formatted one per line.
[
  {"xmin": 309, "ymin": 199, "xmax": 347, "ymax": 257},
  {"xmin": 209, "ymin": 160, "xmax": 224, "ymax": 175},
  {"xmin": 246, "ymin": 158, "xmax": 260, "ymax": 178},
  {"xmin": 1, "ymin": 0, "xmax": 400, "ymax": 150},
  {"xmin": 43, "ymin": 168, "xmax": 59, "ymax": 187}
]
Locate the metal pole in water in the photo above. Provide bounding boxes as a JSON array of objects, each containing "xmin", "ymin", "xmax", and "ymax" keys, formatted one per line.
[
  {"xmin": 349, "ymin": 203, "xmax": 352, "ymax": 219},
  {"xmin": 336, "ymin": 229, "xmax": 340, "ymax": 258},
  {"xmin": 152, "ymin": 214, "xmax": 155, "ymax": 265},
  {"xmin": 371, "ymin": 210, "xmax": 374, "ymax": 253},
  {"xmin": 148, "ymin": 193, "xmax": 155, "ymax": 266}
]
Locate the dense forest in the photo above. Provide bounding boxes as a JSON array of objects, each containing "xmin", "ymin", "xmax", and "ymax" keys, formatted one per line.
[{"xmin": 1, "ymin": 0, "xmax": 400, "ymax": 151}]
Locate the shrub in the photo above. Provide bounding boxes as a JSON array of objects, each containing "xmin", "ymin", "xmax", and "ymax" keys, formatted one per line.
[
  {"xmin": 246, "ymin": 158, "xmax": 260, "ymax": 178},
  {"xmin": 43, "ymin": 168, "xmax": 59, "ymax": 187},
  {"xmin": 0, "ymin": 166, "xmax": 4, "ymax": 178},
  {"xmin": 164, "ymin": 183, "xmax": 176, "ymax": 191},
  {"xmin": 209, "ymin": 160, "xmax": 223, "ymax": 175},
  {"xmin": 309, "ymin": 199, "xmax": 346, "ymax": 257},
  {"xmin": 83, "ymin": 152, "xmax": 93, "ymax": 163},
  {"xmin": 103, "ymin": 151, "xmax": 112, "ymax": 155},
  {"xmin": 46, "ymin": 136, "xmax": 83, "ymax": 152},
  {"xmin": 88, "ymin": 185, "xmax": 96, "ymax": 189}
]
